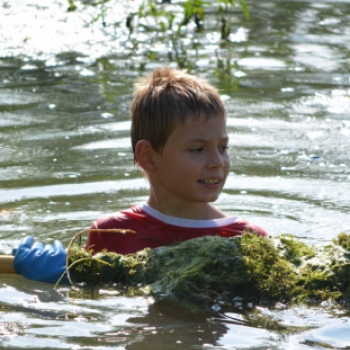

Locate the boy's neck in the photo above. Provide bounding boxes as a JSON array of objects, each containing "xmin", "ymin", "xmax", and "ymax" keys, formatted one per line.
[{"xmin": 147, "ymin": 198, "xmax": 227, "ymax": 220}]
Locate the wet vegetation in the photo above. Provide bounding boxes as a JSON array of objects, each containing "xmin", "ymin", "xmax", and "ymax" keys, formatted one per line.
[
  {"xmin": 65, "ymin": 232, "xmax": 350, "ymax": 309},
  {"xmin": 67, "ymin": 0, "xmax": 250, "ymax": 40}
]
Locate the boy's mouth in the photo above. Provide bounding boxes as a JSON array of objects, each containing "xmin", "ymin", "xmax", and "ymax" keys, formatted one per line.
[{"xmin": 198, "ymin": 178, "xmax": 220, "ymax": 185}]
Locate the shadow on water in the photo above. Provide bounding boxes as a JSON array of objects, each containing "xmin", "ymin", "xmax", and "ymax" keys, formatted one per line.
[{"xmin": 1, "ymin": 0, "xmax": 350, "ymax": 348}]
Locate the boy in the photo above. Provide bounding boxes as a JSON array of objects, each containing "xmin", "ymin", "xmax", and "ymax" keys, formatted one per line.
[{"xmin": 13, "ymin": 68, "xmax": 267, "ymax": 283}]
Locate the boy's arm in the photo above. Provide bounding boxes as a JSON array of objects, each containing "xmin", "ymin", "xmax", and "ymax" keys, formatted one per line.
[
  {"xmin": 250, "ymin": 224, "xmax": 268, "ymax": 236},
  {"xmin": 12, "ymin": 236, "xmax": 68, "ymax": 284},
  {"xmin": 84, "ymin": 221, "xmax": 103, "ymax": 254}
]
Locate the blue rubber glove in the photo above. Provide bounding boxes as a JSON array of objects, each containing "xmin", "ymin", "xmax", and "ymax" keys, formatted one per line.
[{"xmin": 13, "ymin": 236, "xmax": 68, "ymax": 284}]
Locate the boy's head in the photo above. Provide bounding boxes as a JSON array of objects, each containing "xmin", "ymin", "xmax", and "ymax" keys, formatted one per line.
[{"xmin": 130, "ymin": 67, "xmax": 226, "ymax": 164}]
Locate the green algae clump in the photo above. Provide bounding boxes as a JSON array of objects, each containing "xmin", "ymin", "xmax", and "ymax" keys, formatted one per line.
[{"xmin": 65, "ymin": 232, "xmax": 350, "ymax": 305}]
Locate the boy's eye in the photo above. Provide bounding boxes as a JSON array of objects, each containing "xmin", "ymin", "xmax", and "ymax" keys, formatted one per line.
[
  {"xmin": 190, "ymin": 147, "xmax": 203, "ymax": 153},
  {"xmin": 190, "ymin": 146, "xmax": 229, "ymax": 153}
]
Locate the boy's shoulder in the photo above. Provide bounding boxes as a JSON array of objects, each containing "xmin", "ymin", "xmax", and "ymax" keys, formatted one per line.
[{"xmin": 91, "ymin": 205, "xmax": 146, "ymax": 229}]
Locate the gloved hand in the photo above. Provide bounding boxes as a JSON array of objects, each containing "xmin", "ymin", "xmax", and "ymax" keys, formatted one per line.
[{"xmin": 12, "ymin": 236, "xmax": 68, "ymax": 284}]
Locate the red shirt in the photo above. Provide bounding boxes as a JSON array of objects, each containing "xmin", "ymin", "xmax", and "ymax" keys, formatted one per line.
[{"xmin": 86, "ymin": 204, "xmax": 268, "ymax": 254}]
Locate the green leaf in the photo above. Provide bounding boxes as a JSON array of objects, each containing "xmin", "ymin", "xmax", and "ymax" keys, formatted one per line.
[
  {"xmin": 67, "ymin": 0, "xmax": 76, "ymax": 11},
  {"xmin": 138, "ymin": 2, "xmax": 145, "ymax": 17},
  {"xmin": 238, "ymin": 0, "xmax": 250, "ymax": 20}
]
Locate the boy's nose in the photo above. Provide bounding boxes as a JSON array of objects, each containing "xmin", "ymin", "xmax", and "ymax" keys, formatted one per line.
[{"xmin": 207, "ymin": 150, "xmax": 226, "ymax": 169}]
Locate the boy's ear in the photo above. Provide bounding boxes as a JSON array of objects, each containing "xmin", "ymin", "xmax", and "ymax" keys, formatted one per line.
[{"xmin": 135, "ymin": 140, "xmax": 157, "ymax": 173}]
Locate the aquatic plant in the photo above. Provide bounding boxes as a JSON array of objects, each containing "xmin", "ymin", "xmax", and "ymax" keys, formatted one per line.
[
  {"xmin": 63, "ymin": 231, "xmax": 350, "ymax": 307},
  {"xmin": 67, "ymin": 0, "xmax": 250, "ymax": 40}
]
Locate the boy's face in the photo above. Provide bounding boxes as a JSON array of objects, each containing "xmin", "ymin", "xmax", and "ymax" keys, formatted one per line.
[{"xmin": 151, "ymin": 114, "xmax": 230, "ymax": 210}]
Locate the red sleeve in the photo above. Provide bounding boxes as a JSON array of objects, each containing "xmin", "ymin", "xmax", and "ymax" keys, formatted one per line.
[
  {"xmin": 85, "ymin": 210, "xmax": 150, "ymax": 254},
  {"xmin": 239, "ymin": 221, "xmax": 268, "ymax": 237},
  {"xmin": 86, "ymin": 220, "xmax": 103, "ymax": 253},
  {"xmin": 85, "ymin": 207, "xmax": 175, "ymax": 254}
]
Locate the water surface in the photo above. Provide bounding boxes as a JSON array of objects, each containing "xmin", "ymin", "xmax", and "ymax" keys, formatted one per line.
[{"xmin": 1, "ymin": 0, "xmax": 350, "ymax": 348}]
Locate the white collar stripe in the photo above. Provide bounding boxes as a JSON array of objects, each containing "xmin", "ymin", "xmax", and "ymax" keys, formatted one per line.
[{"xmin": 140, "ymin": 203, "xmax": 238, "ymax": 228}]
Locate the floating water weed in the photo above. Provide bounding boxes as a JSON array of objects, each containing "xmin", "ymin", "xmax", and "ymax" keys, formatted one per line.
[{"xmin": 63, "ymin": 231, "xmax": 350, "ymax": 306}]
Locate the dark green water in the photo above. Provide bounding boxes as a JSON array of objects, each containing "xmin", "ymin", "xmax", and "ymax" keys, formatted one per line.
[{"xmin": 1, "ymin": 0, "xmax": 350, "ymax": 348}]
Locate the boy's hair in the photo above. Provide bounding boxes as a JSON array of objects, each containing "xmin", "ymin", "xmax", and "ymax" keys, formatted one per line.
[{"xmin": 130, "ymin": 67, "xmax": 226, "ymax": 164}]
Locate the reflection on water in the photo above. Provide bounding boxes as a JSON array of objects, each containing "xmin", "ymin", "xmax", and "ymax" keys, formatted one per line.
[{"xmin": 1, "ymin": 0, "xmax": 350, "ymax": 348}]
